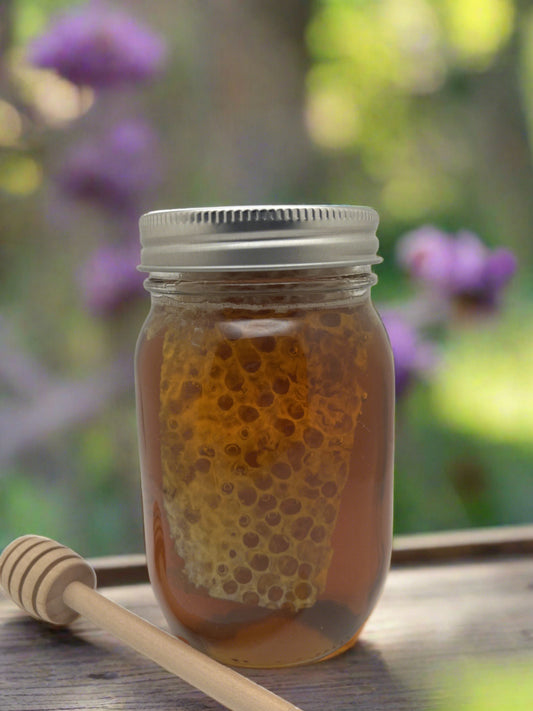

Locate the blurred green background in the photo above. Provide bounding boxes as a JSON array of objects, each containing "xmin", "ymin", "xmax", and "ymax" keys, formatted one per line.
[{"xmin": 1, "ymin": 0, "xmax": 532, "ymax": 556}]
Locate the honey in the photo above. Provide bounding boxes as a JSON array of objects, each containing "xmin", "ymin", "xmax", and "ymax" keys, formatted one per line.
[{"xmin": 135, "ymin": 206, "xmax": 394, "ymax": 667}]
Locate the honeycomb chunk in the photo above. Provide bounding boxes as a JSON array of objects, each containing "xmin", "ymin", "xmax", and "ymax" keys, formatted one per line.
[{"xmin": 160, "ymin": 307, "xmax": 367, "ymax": 610}]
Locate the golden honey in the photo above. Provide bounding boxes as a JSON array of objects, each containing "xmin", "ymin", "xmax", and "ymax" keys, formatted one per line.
[{"xmin": 135, "ymin": 206, "xmax": 394, "ymax": 667}]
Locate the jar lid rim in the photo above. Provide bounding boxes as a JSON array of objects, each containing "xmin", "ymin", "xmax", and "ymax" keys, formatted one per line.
[{"xmin": 138, "ymin": 204, "xmax": 381, "ymax": 272}]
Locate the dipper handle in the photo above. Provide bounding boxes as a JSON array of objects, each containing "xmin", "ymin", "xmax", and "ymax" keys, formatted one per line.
[{"xmin": 0, "ymin": 535, "xmax": 302, "ymax": 711}]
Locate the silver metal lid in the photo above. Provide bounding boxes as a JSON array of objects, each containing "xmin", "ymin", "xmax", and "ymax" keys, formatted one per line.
[{"xmin": 138, "ymin": 204, "xmax": 381, "ymax": 272}]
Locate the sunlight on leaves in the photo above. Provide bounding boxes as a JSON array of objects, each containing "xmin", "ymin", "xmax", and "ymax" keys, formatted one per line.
[
  {"xmin": 432, "ymin": 316, "xmax": 533, "ymax": 446},
  {"xmin": 13, "ymin": 0, "xmax": 79, "ymax": 44},
  {"xmin": 440, "ymin": 0, "xmax": 515, "ymax": 70},
  {"xmin": 433, "ymin": 657, "xmax": 533, "ymax": 711},
  {"xmin": 0, "ymin": 154, "xmax": 42, "ymax": 195},
  {"xmin": 0, "ymin": 100, "xmax": 23, "ymax": 147}
]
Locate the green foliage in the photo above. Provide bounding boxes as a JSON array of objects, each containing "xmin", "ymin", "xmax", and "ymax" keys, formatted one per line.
[
  {"xmin": 13, "ymin": 0, "xmax": 81, "ymax": 44},
  {"xmin": 432, "ymin": 658, "xmax": 533, "ymax": 711},
  {"xmin": 1, "ymin": 0, "xmax": 532, "ymax": 554},
  {"xmin": 0, "ymin": 470, "xmax": 72, "ymax": 549},
  {"xmin": 305, "ymin": 0, "xmax": 528, "ymax": 238}
]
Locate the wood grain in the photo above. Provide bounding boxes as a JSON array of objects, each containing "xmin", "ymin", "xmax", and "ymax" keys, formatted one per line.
[{"xmin": 1, "ymin": 529, "xmax": 532, "ymax": 710}]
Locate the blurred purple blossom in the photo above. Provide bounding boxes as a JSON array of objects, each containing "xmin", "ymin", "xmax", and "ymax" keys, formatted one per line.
[
  {"xmin": 381, "ymin": 309, "xmax": 436, "ymax": 397},
  {"xmin": 57, "ymin": 119, "xmax": 161, "ymax": 213},
  {"xmin": 396, "ymin": 226, "xmax": 517, "ymax": 310},
  {"xmin": 80, "ymin": 241, "xmax": 144, "ymax": 315},
  {"xmin": 28, "ymin": 2, "xmax": 165, "ymax": 89}
]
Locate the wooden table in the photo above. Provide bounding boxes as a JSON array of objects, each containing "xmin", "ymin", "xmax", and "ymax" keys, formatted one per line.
[{"xmin": 1, "ymin": 526, "xmax": 532, "ymax": 710}]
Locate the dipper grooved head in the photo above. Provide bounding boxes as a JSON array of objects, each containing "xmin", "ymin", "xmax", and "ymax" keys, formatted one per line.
[{"xmin": 0, "ymin": 535, "xmax": 97, "ymax": 625}]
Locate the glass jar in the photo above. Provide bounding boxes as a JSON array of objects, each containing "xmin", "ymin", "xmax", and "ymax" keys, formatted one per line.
[{"xmin": 135, "ymin": 205, "xmax": 394, "ymax": 668}]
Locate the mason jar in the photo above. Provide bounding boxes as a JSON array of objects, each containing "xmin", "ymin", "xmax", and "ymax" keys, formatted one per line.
[{"xmin": 135, "ymin": 205, "xmax": 394, "ymax": 668}]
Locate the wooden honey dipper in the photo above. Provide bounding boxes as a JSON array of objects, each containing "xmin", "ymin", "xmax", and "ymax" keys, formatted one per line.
[{"xmin": 0, "ymin": 535, "xmax": 302, "ymax": 711}]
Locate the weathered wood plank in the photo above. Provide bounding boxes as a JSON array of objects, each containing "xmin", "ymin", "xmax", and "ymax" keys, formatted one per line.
[
  {"xmin": 391, "ymin": 523, "xmax": 533, "ymax": 564},
  {"xmin": 2, "ymin": 545, "xmax": 532, "ymax": 710}
]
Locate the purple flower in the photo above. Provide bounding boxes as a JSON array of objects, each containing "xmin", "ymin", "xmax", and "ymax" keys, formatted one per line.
[
  {"xmin": 28, "ymin": 2, "xmax": 165, "ymax": 89},
  {"xmin": 57, "ymin": 119, "xmax": 161, "ymax": 212},
  {"xmin": 396, "ymin": 226, "xmax": 517, "ymax": 310},
  {"xmin": 380, "ymin": 310, "xmax": 435, "ymax": 397},
  {"xmin": 80, "ymin": 241, "xmax": 143, "ymax": 315},
  {"xmin": 396, "ymin": 226, "xmax": 454, "ymax": 289}
]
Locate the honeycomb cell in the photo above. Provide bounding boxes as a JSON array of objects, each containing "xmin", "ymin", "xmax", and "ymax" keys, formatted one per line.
[
  {"xmin": 209, "ymin": 365, "xmax": 222, "ymax": 379},
  {"xmin": 279, "ymin": 498, "xmax": 302, "ymax": 515},
  {"xmin": 304, "ymin": 471, "xmax": 321, "ymax": 487},
  {"xmin": 238, "ymin": 487, "xmax": 257, "ymax": 506},
  {"xmin": 303, "ymin": 427, "xmax": 324, "ymax": 449},
  {"xmin": 250, "ymin": 554, "xmax": 270, "ymax": 572},
  {"xmin": 238, "ymin": 514, "xmax": 251, "ymax": 528},
  {"xmin": 194, "ymin": 458, "xmax": 211, "ymax": 473},
  {"xmin": 223, "ymin": 580, "xmax": 238, "ymax": 595},
  {"xmin": 257, "ymin": 494, "xmax": 277, "ymax": 512},
  {"xmin": 221, "ymin": 482, "xmax": 234, "ymax": 495},
  {"xmin": 298, "ymin": 563, "xmax": 312, "ymax": 580},
  {"xmin": 243, "ymin": 531, "xmax": 260, "ymax": 548},
  {"xmin": 215, "ymin": 342, "xmax": 232, "ymax": 360},
  {"xmin": 311, "ymin": 526, "xmax": 326, "ymax": 543},
  {"xmin": 321, "ymin": 481, "xmax": 337, "ymax": 498},
  {"xmin": 265, "ymin": 511, "xmax": 281, "ymax": 526},
  {"xmin": 254, "ymin": 473, "xmax": 273, "ymax": 490},
  {"xmin": 269, "ymin": 534, "xmax": 290, "ymax": 554},
  {"xmin": 295, "ymin": 582, "xmax": 312, "ymax": 600},
  {"xmin": 256, "ymin": 391, "xmax": 274, "ymax": 407},
  {"xmin": 287, "ymin": 401, "xmax": 305, "ymax": 420},
  {"xmin": 224, "ymin": 367, "xmax": 244, "ymax": 391},
  {"xmin": 291, "ymin": 516, "xmax": 313, "ymax": 540},
  {"xmin": 274, "ymin": 418, "xmax": 296, "ymax": 437},
  {"xmin": 271, "ymin": 462, "xmax": 291, "ymax": 480},
  {"xmin": 224, "ymin": 443, "xmax": 241, "ymax": 457},
  {"xmin": 217, "ymin": 394, "xmax": 234, "ymax": 411},
  {"xmin": 234, "ymin": 566, "xmax": 253, "ymax": 584},
  {"xmin": 268, "ymin": 586, "xmax": 283, "ymax": 603},
  {"xmin": 236, "ymin": 342, "xmax": 261, "ymax": 373},
  {"xmin": 180, "ymin": 381, "xmax": 202, "ymax": 400},
  {"xmin": 242, "ymin": 591, "xmax": 260, "ymax": 605},
  {"xmin": 238, "ymin": 405, "xmax": 260, "ymax": 423},
  {"xmin": 272, "ymin": 376, "xmax": 290, "ymax": 394},
  {"xmin": 278, "ymin": 555, "xmax": 299, "ymax": 576},
  {"xmin": 255, "ymin": 336, "xmax": 276, "ymax": 352},
  {"xmin": 244, "ymin": 451, "xmax": 261, "ymax": 468}
]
